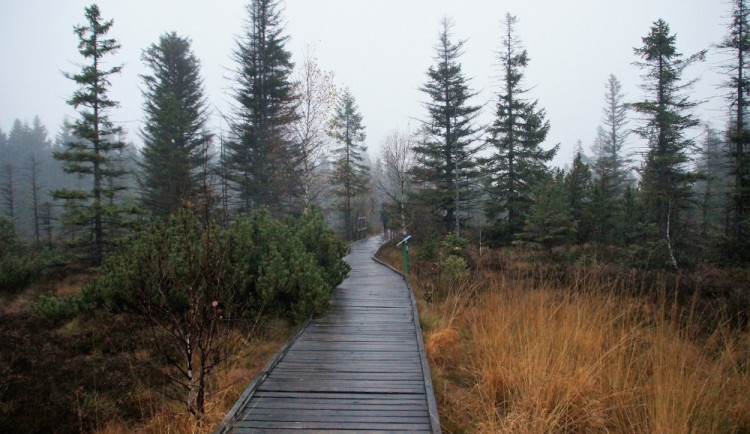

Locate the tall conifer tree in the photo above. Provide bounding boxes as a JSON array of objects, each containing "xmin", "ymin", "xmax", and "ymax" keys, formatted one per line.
[
  {"xmin": 52, "ymin": 4, "xmax": 129, "ymax": 264},
  {"xmin": 482, "ymin": 13, "xmax": 557, "ymax": 241},
  {"xmin": 631, "ymin": 19, "xmax": 705, "ymax": 269},
  {"xmin": 139, "ymin": 32, "xmax": 211, "ymax": 217},
  {"xmin": 695, "ymin": 125, "xmax": 731, "ymax": 239},
  {"xmin": 565, "ymin": 152, "xmax": 594, "ymax": 243},
  {"xmin": 412, "ymin": 18, "xmax": 482, "ymax": 235},
  {"xmin": 592, "ymin": 74, "xmax": 630, "ymax": 196},
  {"xmin": 226, "ymin": 0, "xmax": 297, "ymax": 215},
  {"xmin": 329, "ymin": 88, "xmax": 368, "ymax": 240},
  {"xmin": 718, "ymin": 0, "xmax": 750, "ymax": 259},
  {"xmin": 516, "ymin": 170, "xmax": 575, "ymax": 251},
  {"xmin": 589, "ymin": 75, "xmax": 631, "ymax": 245},
  {"xmin": 0, "ymin": 129, "xmax": 7, "ymax": 219}
]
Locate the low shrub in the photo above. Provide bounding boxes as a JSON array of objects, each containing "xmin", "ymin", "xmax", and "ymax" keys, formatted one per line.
[{"xmin": 0, "ymin": 216, "xmax": 51, "ymax": 293}]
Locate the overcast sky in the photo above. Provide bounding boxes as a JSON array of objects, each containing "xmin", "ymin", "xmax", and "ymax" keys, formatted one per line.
[{"xmin": 0, "ymin": 0, "xmax": 732, "ymax": 167}]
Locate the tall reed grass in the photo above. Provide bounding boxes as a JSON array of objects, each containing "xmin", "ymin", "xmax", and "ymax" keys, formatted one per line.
[{"xmin": 379, "ymin": 246, "xmax": 750, "ymax": 433}]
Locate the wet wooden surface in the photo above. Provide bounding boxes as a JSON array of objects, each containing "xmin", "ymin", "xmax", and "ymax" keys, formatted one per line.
[{"xmin": 218, "ymin": 236, "xmax": 440, "ymax": 433}]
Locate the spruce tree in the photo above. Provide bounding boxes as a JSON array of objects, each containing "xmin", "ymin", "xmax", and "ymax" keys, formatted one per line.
[
  {"xmin": 1, "ymin": 163, "xmax": 14, "ymax": 219},
  {"xmin": 329, "ymin": 88, "xmax": 368, "ymax": 240},
  {"xmin": 412, "ymin": 19, "xmax": 482, "ymax": 235},
  {"xmin": 52, "ymin": 4, "xmax": 128, "ymax": 265},
  {"xmin": 516, "ymin": 171, "xmax": 575, "ymax": 252},
  {"xmin": 226, "ymin": 0, "xmax": 297, "ymax": 215},
  {"xmin": 718, "ymin": 0, "xmax": 750, "ymax": 259},
  {"xmin": 592, "ymin": 74, "xmax": 631, "ymax": 197},
  {"xmin": 695, "ymin": 125, "xmax": 732, "ymax": 239},
  {"xmin": 139, "ymin": 32, "xmax": 211, "ymax": 217},
  {"xmin": 565, "ymin": 152, "xmax": 594, "ymax": 244},
  {"xmin": 588, "ymin": 75, "xmax": 631, "ymax": 245},
  {"xmin": 0, "ymin": 129, "xmax": 7, "ymax": 218},
  {"xmin": 631, "ymin": 19, "xmax": 705, "ymax": 269},
  {"xmin": 25, "ymin": 155, "xmax": 43, "ymax": 243},
  {"xmin": 482, "ymin": 13, "xmax": 557, "ymax": 242}
]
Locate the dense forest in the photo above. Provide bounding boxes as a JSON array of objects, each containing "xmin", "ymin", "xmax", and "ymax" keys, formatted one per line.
[{"xmin": 1, "ymin": 0, "xmax": 749, "ymax": 432}]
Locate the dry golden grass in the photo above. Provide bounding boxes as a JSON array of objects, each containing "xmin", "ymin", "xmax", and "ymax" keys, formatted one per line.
[
  {"xmin": 378, "ymin": 245, "xmax": 750, "ymax": 433},
  {"xmin": 95, "ymin": 319, "xmax": 293, "ymax": 434}
]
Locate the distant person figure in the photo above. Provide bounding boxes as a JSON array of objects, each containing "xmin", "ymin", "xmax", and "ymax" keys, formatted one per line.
[{"xmin": 381, "ymin": 211, "xmax": 390, "ymax": 240}]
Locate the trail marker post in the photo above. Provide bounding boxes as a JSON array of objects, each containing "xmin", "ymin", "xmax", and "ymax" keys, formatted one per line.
[{"xmin": 396, "ymin": 235, "xmax": 412, "ymax": 275}]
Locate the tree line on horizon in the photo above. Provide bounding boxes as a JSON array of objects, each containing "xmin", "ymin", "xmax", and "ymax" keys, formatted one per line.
[
  {"xmin": 0, "ymin": 0, "xmax": 748, "ymax": 270},
  {"xmin": 381, "ymin": 6, "xmax": 749, "ymax": 270}
]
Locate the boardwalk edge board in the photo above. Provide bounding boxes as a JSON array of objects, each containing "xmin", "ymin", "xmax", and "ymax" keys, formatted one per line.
[
  {"xmin": 370, "ymin": 254, "xmax": 441, "ymax": 433},
  {"xmin": 214, "ymin": 318, "xmax": 312, "ymax": 434}
]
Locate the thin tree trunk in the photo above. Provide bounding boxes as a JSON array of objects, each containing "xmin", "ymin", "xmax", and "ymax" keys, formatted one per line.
[{"xmin": 666, "ymin": 201, "xmax": 679, "ymax": 272}]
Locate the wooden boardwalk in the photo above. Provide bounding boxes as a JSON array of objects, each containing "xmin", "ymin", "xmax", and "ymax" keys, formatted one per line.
[{"xmin": 216, "ymin": 236, "xmax": 440, "ymax": 433}]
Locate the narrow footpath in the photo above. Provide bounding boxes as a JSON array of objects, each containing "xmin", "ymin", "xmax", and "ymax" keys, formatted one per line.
[{"xmin": 216, "ymin": 235, "xmax": 440, "ymax": 433}]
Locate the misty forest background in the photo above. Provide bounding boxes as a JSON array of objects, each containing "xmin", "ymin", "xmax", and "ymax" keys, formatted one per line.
[{"xmin": 1, "ymin": 0, "xmax": 750, "ymax": 432}]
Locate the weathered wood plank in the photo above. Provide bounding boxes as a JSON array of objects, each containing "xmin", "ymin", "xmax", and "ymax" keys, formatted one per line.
[
  {"xmin": 233, "ymin": 430, "xmax": 428, "ymax": 434},
  {"xmin": 234, "ymin": 420, "xmax": 431, "ymax": 430},
  {"xmin": 268, "ymin": 371, "xmax": 424, "ymax": 380},
  {"xmin": 241, "ymin": 411, "xmax": 431, "ymax": 423},
  {"xmin": 257, "ymin": 384, "xmax": 424, "ymax": 394},
  {"xmin": 246, "ymin": 401, "xmax": 427, "ymax": 410},
  {"xmin": 251, "ymin": 391, "xmax": 427, "ymax": 400}
]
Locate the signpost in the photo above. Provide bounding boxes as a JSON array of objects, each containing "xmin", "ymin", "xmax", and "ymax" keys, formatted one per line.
[{"xmin": 396, "ymin": 235, "xmax": 412, "ymax": 275}]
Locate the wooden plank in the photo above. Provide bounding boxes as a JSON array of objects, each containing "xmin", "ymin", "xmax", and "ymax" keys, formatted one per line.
[
  {"xmin": 233, "ymin": 430, "xmax": 428, "ymax": 434},
  {"xmin": 267, "ymin": 371, "xmax": 424, "ymax": 380},
  {"xmin": 257, "ymin": 384, "xmax": 424, "ymax": 394},
  {"xmin": 242, "ymin": 411, "xmax": 431, "ymax": 422},
  {"xmin": 234, "ymin": 420, "xmax": 431, "ymax": 431},
  {"xmin": 274, "ymin": 358, "xmax": 421, "ymax": 365},
  {"xmin": 258, "ymin": 379, "xmax": 426, "ymax": 388},
  {"xmin": 251, "ymin": 391, "xmax": 427, "ymax": 400},
  {"xmin": 246, "ymin": 401, "xmax": 427, "ymax": 411},
  {"xmin": 277, "ymin": 359, "xmax": 421, "ymax": 366},
  {"xmin": 278, "ymin": 352, "xmax": 422, "ymax": 360}
]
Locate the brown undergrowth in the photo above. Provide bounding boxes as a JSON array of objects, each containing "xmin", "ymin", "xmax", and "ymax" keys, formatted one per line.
[
  {"xmin": 0, "ymin": 277, "xmax": 292, "ymax": 434},
  {"xmin": 97, "ymin": 318, "xmax": 292, "ymax": 433},
  {"xmin": 377, "ymin": 243, "xmax": 750, "ymax": 433}
]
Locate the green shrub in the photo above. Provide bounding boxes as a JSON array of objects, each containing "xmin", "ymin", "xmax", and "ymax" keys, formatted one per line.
[
  {"xmin": 81, "ymin": 208, "xmax": 346, "ymax": 322},
  {"xmin": 1, "ymin": 254, "xmax": 38, "ymax": 293},
  {"xmin": 441, "ymin": 255, "xmax": 468, "ymax": 285},
  {"xmin": 228, "ymin": 209, "xmax": 333, "ymax": 320},
  {"xmin": 441, "ymin": 233, "xmax": 469, "ymax": 257},
  {"xmin": 288, "ymin": 208, "xmax": 350, "ymax": 289},
  {"xmin": 33, "ymin": 293, "xmax": 85, "ymax": 321}
]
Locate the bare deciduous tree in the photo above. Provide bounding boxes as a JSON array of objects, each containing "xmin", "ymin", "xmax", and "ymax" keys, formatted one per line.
[
  {"xmin": 289, "ymin": 46, "xmax": 338, "ymax": 213},
  {"xmin": 374, "ymin": 128, "xmax": 416, "ymax": 236}
]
